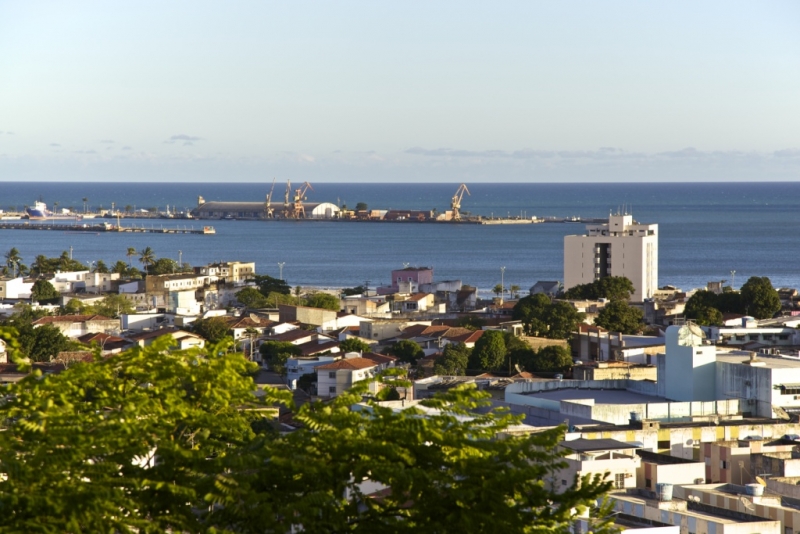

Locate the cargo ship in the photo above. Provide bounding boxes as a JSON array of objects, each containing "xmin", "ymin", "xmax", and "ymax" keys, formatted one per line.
[{"xmin": 25, "ymin": 201, "xmax": 52, "ymax": 220}]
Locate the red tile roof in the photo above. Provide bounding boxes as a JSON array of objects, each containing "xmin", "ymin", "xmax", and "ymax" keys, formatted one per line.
[
  {"xmin": 362, "ymin": 352, "xmax": 397, "ymax": 366},
  {"xmin": 316, "ymin": 357, "xmax": 378, "ymax": 371},
  {"xmin": 33, "ymin": 314, "xmax": 115, "ymax": 324}
]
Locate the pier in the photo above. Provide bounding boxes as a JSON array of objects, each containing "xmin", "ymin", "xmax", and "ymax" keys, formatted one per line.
[{"xmin": 0, "ymin": 221, "xmax": 215, "ymax": 235}]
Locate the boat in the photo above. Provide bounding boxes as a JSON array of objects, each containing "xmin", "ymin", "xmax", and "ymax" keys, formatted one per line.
[{"xmin": 25, "ymin": 201, "xmax": 52, "ymax": 220}]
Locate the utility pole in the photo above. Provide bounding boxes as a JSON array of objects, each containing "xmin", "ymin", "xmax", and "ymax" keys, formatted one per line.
[
  {"xmin": 500, "ymin": 266, "xmax": 506, "ymax": 305},
  {"xmin": 178, "ymin": 250, "xmax": 182, "ymax": 268},
  {"xmin": 278, "ymin": 262, "xmax": 285, "ymax": 281},
  {"xmin": 731, "ymin": 270, "xmax": 736, "ymax": 289}
]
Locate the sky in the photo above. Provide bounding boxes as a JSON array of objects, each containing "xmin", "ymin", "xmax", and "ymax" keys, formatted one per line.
[{"xmin": 1, "ymin": 1, "xmax": 799, "ymax": 182}]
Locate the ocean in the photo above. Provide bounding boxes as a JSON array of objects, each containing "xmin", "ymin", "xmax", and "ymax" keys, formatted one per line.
[{"xmin": 0, "ymin": 181, "xmax": 798, "ymax": 296}]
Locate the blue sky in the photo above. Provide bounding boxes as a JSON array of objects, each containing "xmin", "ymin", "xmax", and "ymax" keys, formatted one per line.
[{"xmin": 1, "ymin": 1, "xmax": 798, "ymax": 182}]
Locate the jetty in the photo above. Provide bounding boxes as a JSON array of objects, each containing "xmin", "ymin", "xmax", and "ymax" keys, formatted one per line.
[{"xmin": 0, "ymin": 221, "xmax": 215, "ymax": 235}]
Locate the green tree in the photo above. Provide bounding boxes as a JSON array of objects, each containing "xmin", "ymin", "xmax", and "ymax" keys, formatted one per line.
[
  {"xmin": 492, "ymin": 283, "xmax": 505, "ymax": 299},
  {"xmin": 4, "ymin": 247, "xmax": 22, "ymax": 276},
  {"xmin": 17, "ymin": 323, "xmax": 78, "ymax": 362},
  {"xmin": 469, "ymin": 329, "xmax": 507, "ymax": 372},
  {"xmin": 62, "ymin": 298, "xmax": 86, "ymax": 315},
  {"xmin": 192, "ymin": 316, "xmax": 231, "ymax": 344},
  {"xmin": 236, "ymin": 286, "xmax": 270, "ymax": 308},
  {"xmin": 31, "ymin": 279, "xmax": 60, "ymax": 303},
  {"xmin": 512, "ymin": 293, "xmax": 552, "ymax": 336},
  {"xmin": 138, "ymin": 246, "xmax": 156, "ymax": 275},
  {"xmin": 254, "ymin": 274, "xmax": 291, "ymax": 296},
  {"xmin": 542, "ymin": 301, "xmax": 586, "ymax": 339},
  {"xmin": 111, "ymin": 260, "xmax": 130, "ymax": 275},
  {"xmin": 149, "ymin": 258, "xmax": 180, "ymax": 275},
  {"xmin": 740, "ymin": 276, "xmax": 781, "ymax": 319},
  {"xmin": 126, "ymin": 246, "xmax": 137, "ymax": 267},
  {"xmin": 304, "ymin": 292, "xmax": 340, "ymax": 311},
  {"xmin": 0, "ymin": 335, "xmax": 284, "ymax": 532},
  {"xmin": 564, "ymin": 276, "xmax": 635, "ymax": 301},
  {"xmin": 0, "ymin": 338, "xmax": 616, "ymax": 533},
  {"xmin": 94, "ymin": 260, "xmax": 110, "ymax": 273},
  {"xmin": 531, "ymin": 345, "xmax": 574, "ymax": 373},
  {"xmin": 355, "ymin": 201, "xmax": 368, "ymax": 211},
  {"xmin": 387, "ymin": 339, "xmax": 424, "ymax": 365},
  {"xmin": 691, "ymin": 305, "xmax": 723, "ymax": 327},
  {"xmin": 509, "ymin": 284, "xmax": 521, "ymax": 299},
  {"xmin": 89, "ymin": 294, "xmax": 136, "ymax": 318},
  {"xmin": 259, "ymin": 341, "xmax": 302, "ymax": 375},
  {"xmin": 433, "ymin": 342, "xmax": 471, "ymax": 375},
  {"xmin": 339, "ymin": 337, "xmax": 372, "ymax": 354},
  {"xmin": 594, "ymin": 300, "xmax": 644, "ymax": 334},
  {"xmin": 341, "ymin": 285, "xmax": 366, "ymax": 296}
]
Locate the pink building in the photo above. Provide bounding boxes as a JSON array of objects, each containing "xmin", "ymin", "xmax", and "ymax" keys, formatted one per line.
[{"xmin": 379, "ymin": 267, "xmax": 434, "ymax": 295}]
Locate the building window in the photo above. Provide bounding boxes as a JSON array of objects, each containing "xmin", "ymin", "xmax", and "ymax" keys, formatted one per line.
[
  {"xmin": 645, "ymin": 478, "xmax": 652, "ymax": 488},
  {"xmin": 657, "ymin": 440, "xmax": 670, "ymax": 450},
  {"xmin": 328, "ymin": 372, "xmax": 336, "ymax": 379},
  {"xmin": 721, "ymin": 460, "xmax": 729, "ymax": 469},
  {"xmin": 329, "ymin": 386, "xmax": 336, "ymax": 394},
  {"xmin": 562, "ymin": 479, "xmax": 567, "ymax": 486},
  {"xmin": 614, "ymin": 473, "xmax": 625, "ymax": 489}
]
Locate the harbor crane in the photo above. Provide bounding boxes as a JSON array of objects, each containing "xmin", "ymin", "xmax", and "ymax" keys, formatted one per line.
[
  {"xmin": 451, "ymin": 183, "xmax": 470, "ymax": 221},
  {"xmin": 265, "ymin": 178, "xmax": 276, "ymax": 218},
  {"xmin": 290, "ymin": 181, "xmax": 314, "ymax": 218},
  {"xmin": 282, "ymin": 180, "xmax": 292, "ymax": 218}
]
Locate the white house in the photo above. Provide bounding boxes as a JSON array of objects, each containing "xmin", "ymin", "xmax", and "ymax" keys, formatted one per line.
[
  {"xmin": 0, "ymin": 277, "xmax": 34, "ymax": 299},
  {"xmin": 286, "ymin": 355, "xmax": 340, "ymax": 390},
  {"xmin": 564, "ymin": 213, "xmax": 658, "ymax": 302},
  {"xmin": 316, "ymin": 355, "xmax": 378, "ymax": 398}
]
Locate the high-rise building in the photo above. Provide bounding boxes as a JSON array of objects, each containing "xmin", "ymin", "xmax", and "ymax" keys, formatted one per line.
[{"xmin": 563, "ymin": 214, "xmax": 658, "ymax": 302}]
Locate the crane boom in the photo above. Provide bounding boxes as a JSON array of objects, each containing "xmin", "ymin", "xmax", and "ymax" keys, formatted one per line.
[
  {"xmin": 451, "ymin": 183, "xmax": 470, "ymax": 221},
  {"xmin": 265, "ymin": 178, "xmax": 276, "ymax": 218}
]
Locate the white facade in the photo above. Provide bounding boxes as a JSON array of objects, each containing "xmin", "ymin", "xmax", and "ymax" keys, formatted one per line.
[
  {"xmin": 286, "ymin": 355, "xmax": 339, "ymax": 390},
  {"xmin": 663, "ymin": 325, "xmax": 717, "ymax": 402},
  {"xmin": 0, "ymin": 277, "xmax": 34, "ymax": 299},
  {"xmin": 564, "ymin": 214, "xmax": 658, "ymax": 302}
]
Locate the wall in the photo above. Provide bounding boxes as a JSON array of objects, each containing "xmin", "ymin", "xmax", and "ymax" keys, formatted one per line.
[{"xmin": 715, "ymin": 361, "xmax": 776, "ymax": 418}]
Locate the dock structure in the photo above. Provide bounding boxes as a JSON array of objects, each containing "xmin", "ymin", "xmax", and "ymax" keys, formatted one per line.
[{"xmin": 0, "ymin": 222, "xmax": 215, "ymax": 235}]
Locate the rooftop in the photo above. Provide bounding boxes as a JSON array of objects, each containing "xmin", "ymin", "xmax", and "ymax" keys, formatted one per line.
[
  {"xmin": 560, "ymin": 438, "xmax": 640, "ymax": 452},
  {"xmin": 527, "ymin": 387, "xmax": 664, "ymax": 405},
  {"xmin": 317, "ymin": 357, "xmax": 377, "ymax": 371}
]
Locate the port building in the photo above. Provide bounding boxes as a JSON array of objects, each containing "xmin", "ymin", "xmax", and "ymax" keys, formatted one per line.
[
  {"xmin": 564, "ymin": 213, "xmax": 658, "ymax": 302},
  {"xmin": 192, "ymin": 198, "xmax": 340, "ymax": 220}
]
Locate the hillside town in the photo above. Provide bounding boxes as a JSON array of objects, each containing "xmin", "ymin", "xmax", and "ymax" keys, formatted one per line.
[{"xmin": 2, "ymin": 213, "xmax": 800, "ymax": 533}]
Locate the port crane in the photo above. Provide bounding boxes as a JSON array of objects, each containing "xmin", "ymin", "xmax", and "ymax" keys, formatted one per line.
[
  {"xmin": 265, "ymin": 178, "xmax": 276, "ymax": 218},
  {"xmin": 282, "ymin": 180, "xmax": 292, "ymax": 218},
  {"xmin": 290, "ymin": 181, "xmax": 314, "ymax": 218},
  {"xmin": 451, "ymin": 183, "xmax": 470, "ymax": 221}
]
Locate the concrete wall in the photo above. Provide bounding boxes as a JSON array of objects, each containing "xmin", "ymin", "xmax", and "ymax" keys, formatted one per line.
[
  {"xmin": 715, "ymin": 361, "xmax": 776, "ymax": 418},
  {"xmin": 664, "ymin": 327, "xmax": 717, "ymax": 402}
]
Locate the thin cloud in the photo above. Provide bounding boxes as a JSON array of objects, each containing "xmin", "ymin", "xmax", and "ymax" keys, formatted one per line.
[
  {"xmin": 99, "ymin": 139, "xmax": 114, "ymax": 144},
  {"xmin": 121, "ymin": 146, "xmax": 132, "ymax": 150},
  {"xmin": 166, "ymin": 134, "xmax": 203, "ymax": 144},
  {"xmin": 73, "ymin": 150, "xmax": 97, "ymax": 154},
  {"xmin": 50, "ymin": 143, "xmax": 61, "ymax": 147}
]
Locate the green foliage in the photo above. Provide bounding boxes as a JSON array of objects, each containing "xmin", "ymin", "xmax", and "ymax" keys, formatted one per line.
[
  {"xmin": 564, "ymin": 276, "xmax": 636, "ymax": 301},
  {"xmin": 594, "ymin": 300, "xmax": 644, "ymax": 334},
  {"xmin": 434, "ymin": 342, "xmax": 472, "ymax": 375},
  {"xmin": 338, "ymin": 337, "xmax": 371, "ymax": 354},
  {"xmin": 691, "ymin": 305, "xmax": 723, "ymax": 327},
  {"xmin": 531, "ymin": 345, "xmax": 573, "ymax": 373},
  {"xmin": 204, "ymin": 383, "xmax": 617, "ymax": 533},
  {"xmin": 341, "ymin": 285, "xmax": 366, "ymax": 296},
  {"xmin": 149, "ymin": 257, "xmax": 183, "ymax": 275},
  {"xmin": 111, "ymin": 260, "xmax": 142, "ymax": 278},
  {"xmin": 455, "ymin": 315, "xmax": 486, "ymax": 330},
  {"xmin": 254, "ymin": 274, "xmax": 291, "ymax": 296},
  {"xmin": 4, "ymin": 247, "xmax": 23, "ymax": 276},
  {"xmin": 259, "ymin": 341, "xmax": 302, "ymax": 375},
  {"xmin": 355, "ymin": 201, "xmax": 368, "ymax": 211},
  {"xmin": 192, "ymin": 316, "xmax": 231, "ymax": 344},
  {"xmin": 88, "ymin": 294, "xmax": 136, "ymax": 318},
  {"xmin": 741, "ymin": 276, "xmax": 781, "ymax": 319},
  {"xmin": 94, "ymin": 260, "xmax": 110, "ymax": 273},
  {"xmin": 17, "ymin": 323, "xmax": 80, "ymax": 362},
  {"xmin": 512, "ymin": 294, "xmax": 585, "ymax": 339},
  {"xmin": 138, "ymin": 246, "xmax": 156, "ymax": 274},
  {"xmin": 235, "ymin": 286, "xmax": 270, "ymax": 308},
  {"xmin": 0, "ymin": 337, "xmax": 287, "ymax": 532},
  {"xmin": 388, "ymin": 339, "xmax": 424, "ymax": 365},
  {"xmin": 30, "ymin": 252, "xmax": 87, "ymax": 275},
  {"xmin": 31, "ymin": 279, "xmax": 60, "ymax": 303},
  {"xmin": 469, "ymin": 330, "xmax": 507, "ymax": 372},
  {"xmin": 0, "ymin": 336, "xmax": 617, "ymax": 533},
  {"xmin": 303, "ymin": 291, "xmax": 340, "ymax": 311}
]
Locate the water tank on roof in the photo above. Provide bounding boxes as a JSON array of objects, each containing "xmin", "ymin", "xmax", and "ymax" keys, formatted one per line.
[
  {"xmin": 745, "ymin": 484, "xmax": 764, "ymax": 497},
  {"xmin": 630, "ymin": 411, "xmax": 643, "ymax": 422},
  {"xmin": 555, "ymin": 374, "xmax": 563, "ymax": 381},
  {"xmin": 656, "ymin": 483, "xmax": 673, "ymax": 502}
]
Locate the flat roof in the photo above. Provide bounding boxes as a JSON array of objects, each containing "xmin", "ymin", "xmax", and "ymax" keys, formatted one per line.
[
  {"xmin": 561, "ymin": 438, "xmax": 639, "ymax": 452},
  {"xmin": 716, "ymin": 351, "xmax": 800, "ymax": 369},
  {"xmin": 529, "ymin": 388, "xmax": 665, "ymax": 405}
]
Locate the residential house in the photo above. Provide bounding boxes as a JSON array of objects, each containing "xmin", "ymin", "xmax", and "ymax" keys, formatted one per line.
[
  {"xmin": 76, "ymin": 332, "xmax": 130, "ymax": 353},
  {"xmin": 392, "ymin": 293, "xmax": 439, "ymax": 314},
  {"xmin": 195, "ymin": 261, "xmax": 256, "ymax": 284},
  {"xmin": 360, "ymin": 319, "xmax": 432, "ymax": 342},
  {"xmin": 0, "ymin": 277, "xmax": 34, "ymax": 300},
  {"xmin": 32, "ymin": 314, "xmax": 120, "ymax": 338},
  {"xmin": 551, "ymin": 438, "xmax": 641, "ymax": 493},
  {"xmin": 529, "ymin": 281, "xmax": 561, "ymax": 298},
  {"xmin": 286, "ymin": 355, "xmax": 340, "ymax": 390},
  {"xmin": 377, "ymin": 266, "xmax": 434, "ymax": 295},
  {"xmin": 316, "ymin": 355, "xmax": 379, "ymax": 398}
]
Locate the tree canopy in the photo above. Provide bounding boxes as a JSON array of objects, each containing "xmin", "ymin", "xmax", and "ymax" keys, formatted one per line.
[
  {"xmin": 31, "ymin": 279, "xmax": 60, "ymax": 303},
  {"xmin": 740, "ymin": 276, "xmax": 781, "ymax": 319},
  {"xmin": 434, "ymin": 342, "xmax": 472, "ymax": 375},
  {"xmin": 469, "ymin": 330, "xmax": 507, "ymax": 372},
  {"xmin": 192, "ymin": 316, "xmax": 231, "ymax": 344},
  {"xmin": 387, "ymin": 339, "xmax": 424, "ymax": 365},
  {"xmin": 685, "ymin": 277, "xmax": 781, "ymax": 322},
  {"xmin": 259, "ymin": 340, "xmax": 302, "ymax": 374},
  {"xmin": 304, "ymin": 291, "xmax": 341, "ymax": 311},
  {"xmin": 0, "ymin": 333, "xmax": 617, "ymax": 533},
  {"xmin": 563, "ymin": 276, "xmax": 635, "ymax": 301},
  {"xmin": 512, "ymin": 295, "xmax": 586, "ymax": 339},
  {"xmin": 594, "ymin": 300, "xmax": 644, "ymax": 334},
  {"xmin": 235, "ymin": 286, "xmax": 270, "ymax": 308},
  {"xmin": 338, "ymin": 337, "xmax": 372, "ymax": 354},
  {"xmin": 254, "ymin": 274, "xmax": 291, "ymax": 296}
]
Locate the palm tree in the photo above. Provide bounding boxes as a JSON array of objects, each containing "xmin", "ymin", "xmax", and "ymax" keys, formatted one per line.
[
  {"xmin": 510, "ymin": 284, "xmax": 521, "ymax": 300},
  {"xmin": 492, "ymin": 283, "xmax": 504, "ymax": 299},
  {"xmin": 139, "ymin": 247, "xmax": 156, "ymax": 275},
  {"xmin": 5, "ymin": 247, "xmax": 22, "ymax": 276},
  {"xmin": 126, "ymin": 247, "xmax": 136, "ymax": 267}
]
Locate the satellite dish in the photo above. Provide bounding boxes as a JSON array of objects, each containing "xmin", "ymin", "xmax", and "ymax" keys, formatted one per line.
[
  {"xmin": 249, "ymin": 313, "xmax": 260, "ymax": 324},
  {"xmin": 739, "ymin": 496, "xmax": 755, "ymax": 511},
  {"xmin": 755, "ymin": 476, "xmax": 767, "ymax": 487},
  {"xmin": 773, "ymin": 405, "xmax": 791, "ymax": 421},
  {"xmin": 514, "ymin": 364, "xmax": 523, "ymax": 374},
  {"xmin": 687, "ymin": 322, "xmax": 706, "ymax": 339}
]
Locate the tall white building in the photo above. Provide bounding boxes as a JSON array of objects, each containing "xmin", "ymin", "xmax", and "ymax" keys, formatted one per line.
[{"xmin": 563, "ymin": 214, "xmax": 658, "ymax": 302}]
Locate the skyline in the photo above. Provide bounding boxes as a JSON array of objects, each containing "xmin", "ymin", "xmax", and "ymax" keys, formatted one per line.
[{"xmin": 1, "ymin": 1, "xmax": 799, "ymax": 182}]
